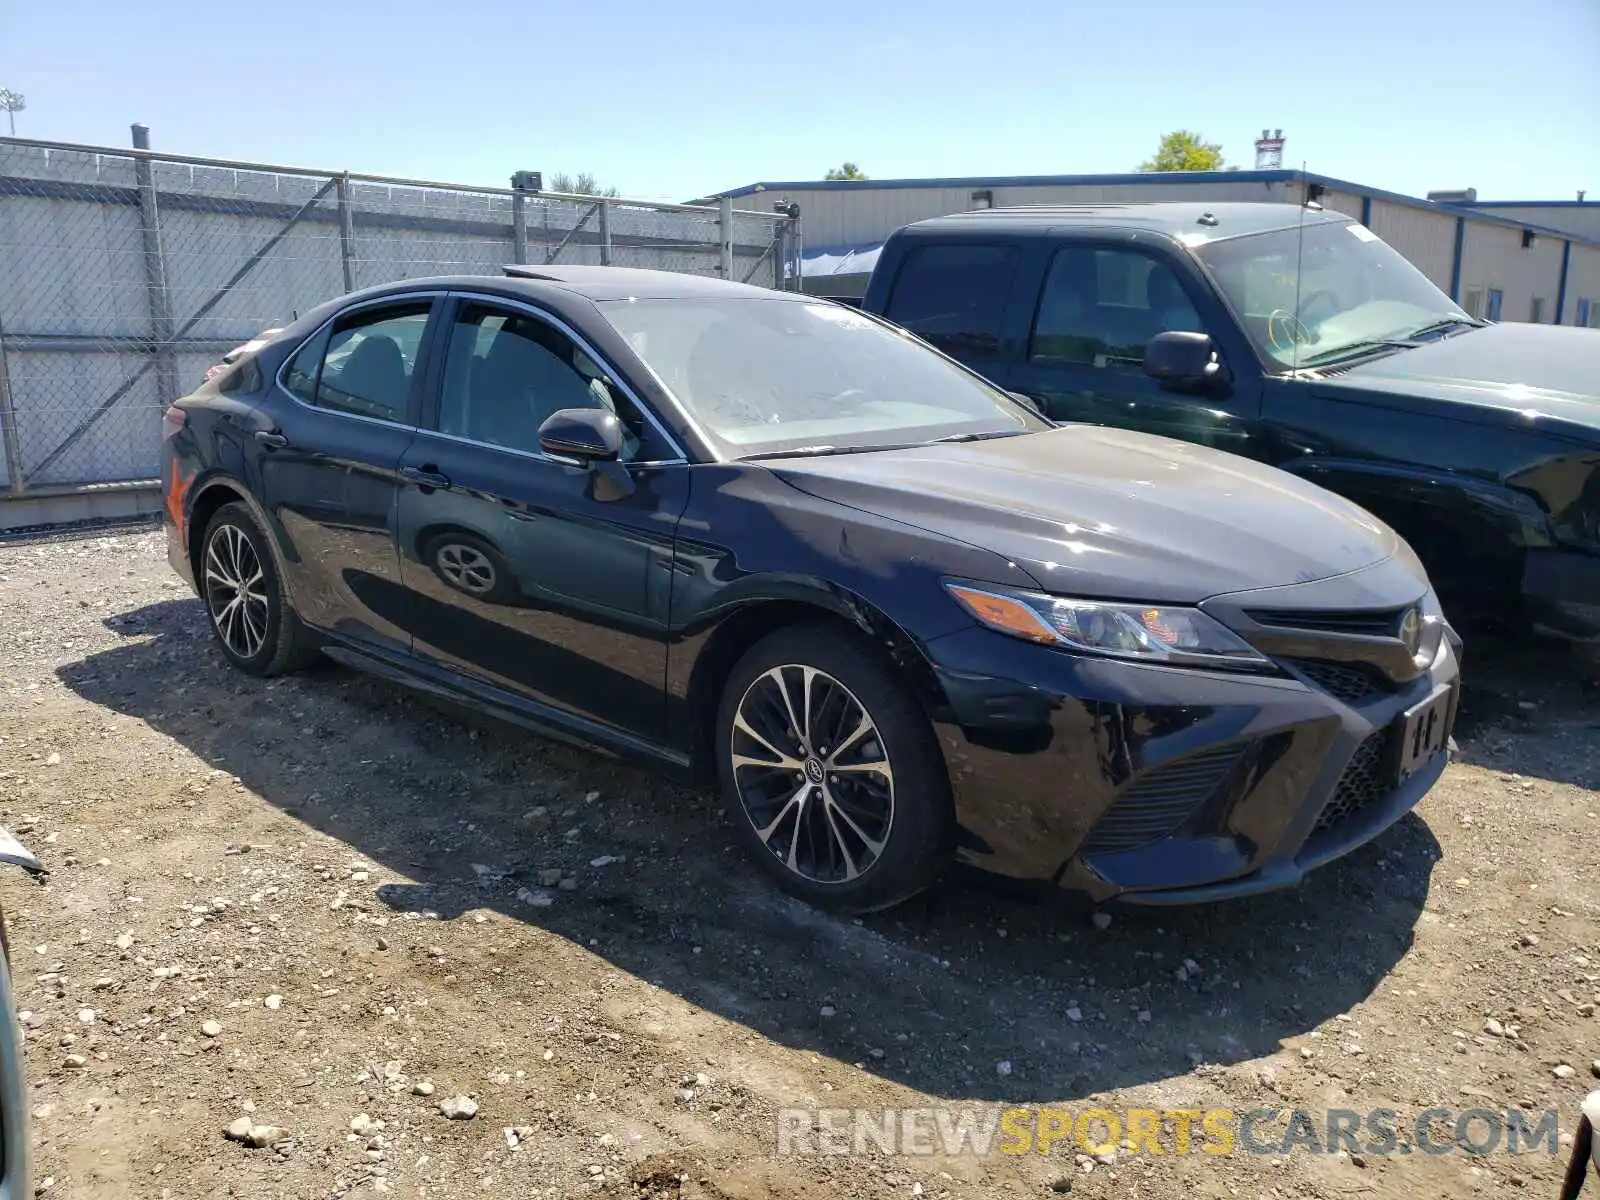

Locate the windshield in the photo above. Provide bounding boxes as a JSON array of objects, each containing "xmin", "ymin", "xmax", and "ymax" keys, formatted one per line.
[
  {"xmin": 1195, "ymin": 220, "xmax": 1472, "ymax": 371},
  {"xmin": 598, "ymin": 297, "xmax": 1048, "ymax": 458}
]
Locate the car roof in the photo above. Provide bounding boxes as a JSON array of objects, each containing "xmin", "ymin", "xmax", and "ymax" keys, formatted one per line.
[
  {"xmin": 351, "ymin": 265, "xmax": 801, "ymax": 305},
  {"xmin": 902, "ymin": 201, "xmax": 1350, "ymax": 242}
]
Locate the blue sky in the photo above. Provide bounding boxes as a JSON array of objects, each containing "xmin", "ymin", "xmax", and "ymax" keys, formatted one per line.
[{"xmin": 1, "ymin": 0, "xmax": 1595, "ymax": 203}]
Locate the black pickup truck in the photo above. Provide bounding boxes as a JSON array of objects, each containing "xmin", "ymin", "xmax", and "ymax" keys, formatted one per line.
[{"xmin": 860, "ymin": 203, "xmax": 1600, "ymax": 642}]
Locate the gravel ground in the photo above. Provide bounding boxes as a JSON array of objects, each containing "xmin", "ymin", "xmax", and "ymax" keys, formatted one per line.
[{"xmin": 0, "ymin": 524, "xmax": 1597, "ymax": 1200}]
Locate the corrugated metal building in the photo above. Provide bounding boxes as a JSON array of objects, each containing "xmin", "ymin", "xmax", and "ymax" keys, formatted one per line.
[{"xmin": 696, "ymin": 170, "xmax": 1600, "ymax": 327}]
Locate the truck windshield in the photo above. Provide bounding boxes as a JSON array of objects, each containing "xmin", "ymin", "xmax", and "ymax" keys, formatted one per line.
[
  {"xmin": 1194, "ymin": 220, "xmax": 1473, "ymax": 371},
  {"xmin": 598, "ymin": 296, "xmax": 1048, "ymax": 459}
]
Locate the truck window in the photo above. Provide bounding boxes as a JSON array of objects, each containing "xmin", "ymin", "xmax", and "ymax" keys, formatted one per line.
[
  {"xmin": 1030, "ymin": 248, "xmax": 1202, "ymax": 367},
  {"xmin": 884, "ymin": 244, "xmax": 1018, "ymax": 356}
]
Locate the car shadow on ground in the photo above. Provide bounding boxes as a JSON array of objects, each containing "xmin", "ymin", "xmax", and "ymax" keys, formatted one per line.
[
  {"xmin": 1451, "ymin": 631, "xmax": 1599, "ymax": 790},
  {"xmin": 59, "ymin": 598, "xmax": 1449, "ymax": 1105}
]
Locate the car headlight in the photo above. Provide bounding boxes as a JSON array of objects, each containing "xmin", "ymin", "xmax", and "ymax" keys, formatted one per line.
[{"xmin": 944, "ymin": 581, "xmax": 1270, "ymax": 668}]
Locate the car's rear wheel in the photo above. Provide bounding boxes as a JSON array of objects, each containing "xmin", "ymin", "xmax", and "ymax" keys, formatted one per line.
[
  {"xmin": 201, "ymin": 502, "xmax": 316, "ymax": 676},
  {"xmin": 715, "ymin": 623, "xmax": 953, "ymax": 913}
]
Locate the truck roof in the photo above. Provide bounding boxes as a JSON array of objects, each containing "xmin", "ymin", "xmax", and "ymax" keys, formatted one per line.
[{"xmin": 903, "ymin": 201, "xmax": 1349, "ymax": 242}]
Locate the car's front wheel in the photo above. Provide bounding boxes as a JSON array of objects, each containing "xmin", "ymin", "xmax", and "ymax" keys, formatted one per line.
[
  {"xmin": 715, "ymin": 623, "xmax": 953, "ymax": 913},
  {"xmin": 201, "ymin": 502, "xmax": 317, "ymax": 676}
]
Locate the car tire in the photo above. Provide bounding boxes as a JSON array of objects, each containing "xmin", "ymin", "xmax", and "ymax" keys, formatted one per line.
[
  {"xmin": 200, "ymin": 502, "xmax": 318, "ymax": 677},
  {"xmin": 422, "ymin": 532, "xmax": 520, "ymax": 605},
  {"xmin": 715, "ymin": 622, "xmax": 953, "ymax": 913}
]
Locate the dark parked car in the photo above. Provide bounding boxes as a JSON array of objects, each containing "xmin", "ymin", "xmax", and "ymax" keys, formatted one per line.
[
  {"xmin": 862, "ymin": 203, "xmax": 1600, "ymax": 643},
  {"xmin": 163, "ymin": 266, "xmax": 1460, "ymax": 912}
]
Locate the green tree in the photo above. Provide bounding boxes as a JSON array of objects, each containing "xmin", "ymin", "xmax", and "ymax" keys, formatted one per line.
[
  {"xmin": 549, "ymin": 172, "xmax": 619, "ymax": 197},
  {"xmin": 824, "ymin": 162, "xmax": 868, "ymax": 181},
  {"xmin": 1137, "ymin": 131, "xmax": 1225, "ymax": 173}
]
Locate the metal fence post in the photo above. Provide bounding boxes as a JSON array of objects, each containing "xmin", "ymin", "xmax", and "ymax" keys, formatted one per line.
[
  {"xmin": 718, "ymin": 196, "xmax": 734, "ymax": 278},
  {"xmin": 512, "ymin": 190, "xmax": 528, "ymax": 263},
  {"xmin": 0, "ymin": 326, "xmax": 24, "ymax": 494},
  {"xmin": 131, "ymin": 123, "xmax": 178, "ymax": 407},
  {"xmin": 598, "ymin": 199, "xmax": 612, "ymax": 266},
  {"xmin": 336, "ymin": 172, "xmax": 357, "ymax": 291},
  {"xmin": 788, "ymin": 213, "xmax": 804, "ymax": 292}
]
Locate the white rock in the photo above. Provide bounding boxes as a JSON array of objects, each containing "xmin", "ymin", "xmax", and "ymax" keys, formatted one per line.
[
  {"xmin": 201, "ymin": 1020, "xmax": 222, "ymax": 1038},
  {"xmin": 1091, "ymin": 912, "xmax": 1112, "ymax": 931},
  {"xmin": 76, "ymin": 1009, "xmax": 95, "ymax": 1025},
  {"xmin": 1065, "ymin": 1006, "xmax": 1083, "ymax": 1023},
  {"xmin": 1553, "ymin": 1064, "xmax": 1577, "ymax": 1079},
  {"xmin": 439, "ymin": 1095, "xmax": 479, "ymax": 1120},
  {"xmin": 264, "ymin": 994, "xmax": 283, "ymax": 1011},
  {"xmin": 1483, "ymin": 1018, "xmax": 1506, "ymax": 1037},
  {"xmin": 412, "ymin": 1080, "xmax": 435, "ymax": 1096},
  {"xmin": 995, "ymin": 1060, "xmax": 1013, "ymax": 1077},
  {"xmin": 589, "ymin": 856, "xmax": 617, "ymax": 868},
  {"xmin": 114, "ymin": 933, "xmax": 134, "ymax": 951}
]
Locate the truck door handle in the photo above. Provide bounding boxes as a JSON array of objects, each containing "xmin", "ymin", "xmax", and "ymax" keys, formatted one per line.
[
  {"xmin": 254, "ymin": 430, "xmax": 289, "ymax": 450},
  {"xmin": 400, "ymin": 465, "xmax": 451, "ymax": 489}
]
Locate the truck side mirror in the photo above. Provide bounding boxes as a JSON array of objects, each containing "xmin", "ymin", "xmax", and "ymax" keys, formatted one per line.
[{"xmin": 1143, "ymin": 332, "xmax": 1229, "ymax": 390}]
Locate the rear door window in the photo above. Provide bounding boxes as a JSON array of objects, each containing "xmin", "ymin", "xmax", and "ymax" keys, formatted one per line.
[{"xmin": 884, "ymin": 244, "xmax": 1019, "ymax": 357}]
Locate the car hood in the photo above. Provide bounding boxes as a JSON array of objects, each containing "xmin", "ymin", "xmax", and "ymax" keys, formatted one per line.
[
  {"xmin": 1329, "ymin": 323, "xmax": 1600, "ymax": 435},
  {"xmin": 767, "ymin": 425, "xmax": 1401, "ymax": 603}
]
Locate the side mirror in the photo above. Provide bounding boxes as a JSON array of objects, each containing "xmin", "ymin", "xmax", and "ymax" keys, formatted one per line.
[
  {"xmin": 1143, "ymin": 331, "xmax": 1228, "ymax": 389},
  {"xmin": 538, "ymin": 408, "xmax": 624, "ymax": 463}
]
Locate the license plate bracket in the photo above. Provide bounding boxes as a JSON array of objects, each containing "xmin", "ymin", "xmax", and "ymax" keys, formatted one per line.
[{"xmin": 1395, "ymin": 683, "xmax": 1456, "ymax": 782}]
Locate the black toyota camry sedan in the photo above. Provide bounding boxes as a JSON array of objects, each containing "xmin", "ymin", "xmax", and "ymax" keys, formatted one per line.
[{"xmin": 163, "ymin": 266, "xmax": 1461, "ymax": 912}]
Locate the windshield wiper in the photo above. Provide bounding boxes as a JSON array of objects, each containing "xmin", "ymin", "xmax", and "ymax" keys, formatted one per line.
[
  {"xmin": 1299, "ymin": 338, "xmax": 1419, "ymax": 367},
  {"xmin": 739, "ymin": 444, "xmax": 909, "ymax": 461},
  {"xmin": 928, "ymin": 430, "xmax": 1025, "ymax": 444},
  {"xmin": 1406, "ymin": 316, "xmax": 1486, "ymax": 341}
]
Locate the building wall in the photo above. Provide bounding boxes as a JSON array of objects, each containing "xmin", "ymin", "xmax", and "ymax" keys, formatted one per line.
[{"xmin": 1467, "ymin": 203, "xmax": 1600, "ymax": 243}]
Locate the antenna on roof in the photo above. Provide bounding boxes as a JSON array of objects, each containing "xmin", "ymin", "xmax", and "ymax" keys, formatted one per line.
[{"xmin": 1291, "ymin": 163, "xmax": 1309, "ymax": 375}]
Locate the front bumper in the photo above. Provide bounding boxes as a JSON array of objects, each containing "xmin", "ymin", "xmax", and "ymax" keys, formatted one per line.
[{"xmin": 922, "ymin": 619, "xmax": 1461, "ymax": 904}]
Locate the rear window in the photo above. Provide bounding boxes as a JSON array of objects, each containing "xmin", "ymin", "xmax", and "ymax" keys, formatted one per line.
[{"xmin": 883, "ymin": 243, "xmax": 1018, "ymax": 357}]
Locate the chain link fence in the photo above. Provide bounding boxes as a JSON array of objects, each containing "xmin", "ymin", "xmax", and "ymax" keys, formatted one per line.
[{"xmin": 0, "ymin": 135, "xmax": 801, "ymax": 502}]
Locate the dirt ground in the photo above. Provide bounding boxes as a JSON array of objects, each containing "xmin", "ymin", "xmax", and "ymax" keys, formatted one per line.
[{"xmin": 1, "ymin": 523, "xmax": 1597, "ymax": 1200}]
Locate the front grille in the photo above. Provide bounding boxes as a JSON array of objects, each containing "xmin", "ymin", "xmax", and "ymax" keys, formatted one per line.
[
  {"xmin": 1311, "ymin": 729, "xmax": 1393, "ymax": 836},
  {"xmin": 1287, "ymin": 659, "xmax": 1394, "ymax": 706},
  {"xmin": 1080, "ymin": 745, "xmax": 1243, "ymax": 856},
  {"xmin": 1246, "ymin": 607, "xmax": 1406, "ymax": 637}
]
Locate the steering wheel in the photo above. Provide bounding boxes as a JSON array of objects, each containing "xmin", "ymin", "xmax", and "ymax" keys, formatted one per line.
[
  {"xmin": 1266, "ymin": 309, "xmax": 1316, "ymax": 355},
  {"xmin": 1295, "ymin": 289, "xmax": 1339, "ymax": 326}
]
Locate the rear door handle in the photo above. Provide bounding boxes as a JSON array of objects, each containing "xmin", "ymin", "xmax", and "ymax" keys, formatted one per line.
[
  {"xmin": 254, "ymin": 430, "xmax": 289, "ymax": 449},
  {"xmin": 400, "ymin": 465, "xmax": 451, "ymax": 489}
]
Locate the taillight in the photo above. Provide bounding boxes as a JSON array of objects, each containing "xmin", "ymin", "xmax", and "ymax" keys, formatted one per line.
[{"xmin": 161, "ymin": 405, "xmax": 187, "ymax": 437}]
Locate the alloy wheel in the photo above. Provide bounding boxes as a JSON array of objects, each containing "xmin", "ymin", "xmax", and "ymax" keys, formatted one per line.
[
  {"xmin": 729, "ymin": 664, "xmax": 895, "ymax": 884},
  {"xmin": 204, "ymin": 523, "xmax": 269, "ymax": 660},
  {"xmin": 436, "ymin": 543, "xmax": 496, "ymax": 595}
]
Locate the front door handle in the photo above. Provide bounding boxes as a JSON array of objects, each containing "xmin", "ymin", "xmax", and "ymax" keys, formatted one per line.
[
  {"xmin": 400, "ymin": 465, "xmax": 451, "ymax": 489},
  {"xmin": 254, "ymin": 430, "xmax": 289, "ymax": 450}
]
